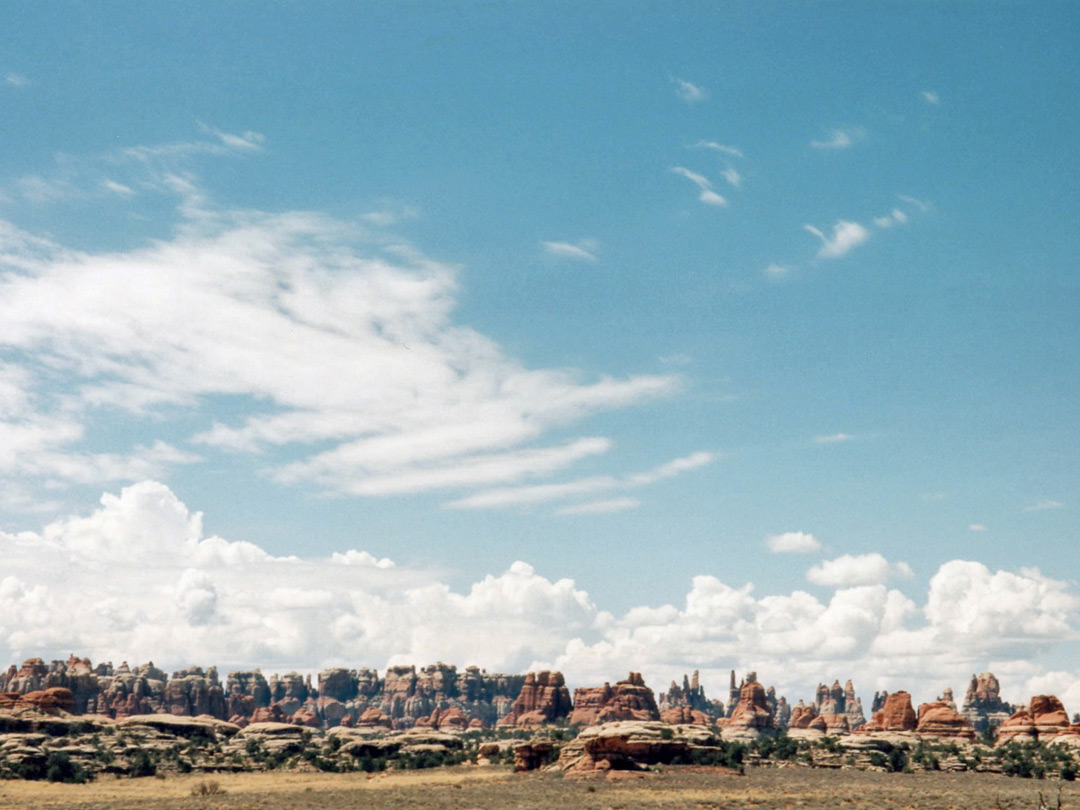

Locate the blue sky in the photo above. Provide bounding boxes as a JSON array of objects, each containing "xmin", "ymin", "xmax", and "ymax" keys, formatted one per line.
[{"xmin": 0, "ymin": 2, "xmax": 1077, "ymax": 708}]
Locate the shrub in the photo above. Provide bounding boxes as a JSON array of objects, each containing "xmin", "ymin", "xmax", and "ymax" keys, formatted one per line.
[
  {"xmin": 128, "ymin": 749, "xmax": 157, "ymax": 778},
  {"xmin": 45, "ymin": 752, "xmax": 90, "ymax": 784}
]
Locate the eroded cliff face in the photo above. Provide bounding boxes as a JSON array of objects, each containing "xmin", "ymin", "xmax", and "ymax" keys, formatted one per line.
[
  {"xmin": 1, "ymin": 657, "xmax": 531, "ymax": 731},
  {"xmin": 569, "ymin": 673, "xmax": 661, "ymax": 726}
]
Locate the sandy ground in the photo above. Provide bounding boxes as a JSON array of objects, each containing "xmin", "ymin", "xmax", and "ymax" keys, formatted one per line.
[{"xmin": 0, "ymin": 765, "xmax": 1075, "ymax": 810}]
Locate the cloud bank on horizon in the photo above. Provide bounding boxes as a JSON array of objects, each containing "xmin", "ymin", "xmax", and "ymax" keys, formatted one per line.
[{"xmin": 2, "ymin": 479, "xmax": 1079, "ymax": 709}]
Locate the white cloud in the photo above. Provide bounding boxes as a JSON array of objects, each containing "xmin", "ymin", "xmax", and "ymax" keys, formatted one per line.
[
  {"xmin": 814, "ymin": 432, "xmax": 853, "ymax": 444},
  {"xmin": 672, "ymin": 78, "xmax": 707, "ymax": 104},
  {"xmin": 692, "ymin": 141, "xmax": 744, "ymax": 159},
  {"xmin": 873, "ymin": 208, "xmax": 908, "ymax": 228},
  {"xmin": 922, "ymin": 90, "xmax": 940, "ymax": 105},
  {"xmin": 4, "ymin": 73, "xmax": 29, "ymax": 87},
  {"xmin": 445, "ymin": 450, "xmax": 714, "ymax": 511},
  {"xmin": 807, "ymin": 553, "xmax": 913, "ymax": 588},
  {"xmin": 969, "ymin": 523, "xmax": 987, "ymax": 532},
  {"xmin": 898, "ymin": 195, "xmax": 932, "ymax": 212},
  {"xmin": 811, "ymin": 128, "xmax": 863, "ymax": 150},
  {"xmin": 556, "ymin": 497, "xmax": 640, "ymax": 516},
  {"xmin": 720, "ymin": 167, "xmax": 742, "ymax": 189},
  {"xmin": 0, "ymin": 143, "xmax": 679, "ymax": 505},
  {"xmin": 766, "ymin": 531, "xmax": 821, "ymax": 554},
  {"xmin": 542, "ymin": 240, "xmax": 598, "ymax": 261},
  {"xmin": 764, "ymin": 263, "xmax": 789, "ymax": 278},
  {"xmin": 804, "ymin": 220, "xmax": 871, "ymax": 259},
  {"xmin": 672, "ymin": 167, "xmax": 727, "ymax": 207},
  {"xmin": 2, "ymin": 482, "xmax": 1079, "ymax": 705},
  {"xmin": 1024, "ymin": 500, "xmax": 1064, "ymax": 512}
]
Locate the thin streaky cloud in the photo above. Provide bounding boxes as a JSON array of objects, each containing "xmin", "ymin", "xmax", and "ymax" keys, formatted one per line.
[
  {"xmin": 1024, "ymin": 500, "xmax": 1064, "ymax": 512},
  {"xmin": 692, "ymin": 141, "xmax": 744, "ymax": 159},
  {"xmin": 445, "ymin": 450, "xmax": 714, "ymax": 510},
  {"xmin": 557, "ymin": 497, "xmax": 640, "ymax": 516},
  {"xmin": 922, "ymin": 90, "xmax": 940, "ymax": 105},
  {"xmin": 804, "ymin": 220, "xmax": 870, "ymax": 259},
  {"xmin": 672, "ymin": 167, "xmax": 727, "ymax": 207},
  {"xmin": 873, "ymin": 208, "xmax": 908, "ymax": 229},
  {"xmin": 672, "ymin": 77, "xmax": 707, "ymax": 104},
  {"xmin": 969, "ymin": 523, "xmax": 988, "ymax": 532},
  {"xmin": 721, "ymin": 167, "xmax": 742, "ymax": 189},
  {"xmin": 898, "ymin": 194, "xmax": 932, "ymax": 212},
  {"xmin": 4, "ymin": 73, "xmax": 30, "ymax": 87},
  {"xmin": 542, "ymin": 240, "xmax": 598, "ymax": 262},
  {"xmin": 101, "ymin": 180, "xmax": 135, "ymax": 197},
  {"xmin": 813, "ymin": 433, "xmax": 853, "ymax": 444},
  {"xmin": 811, "ymin": 128, "xmax": 860, "ymax": 150}
]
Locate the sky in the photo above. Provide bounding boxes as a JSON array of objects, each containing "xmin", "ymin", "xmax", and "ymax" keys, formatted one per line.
[{"xmin": 0, "ymin": 1, "xmax": 1078, "ymax": 712}]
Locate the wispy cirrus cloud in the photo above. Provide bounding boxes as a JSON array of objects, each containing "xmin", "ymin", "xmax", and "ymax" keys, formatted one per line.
[
  {"xmin": 922, "ymin": 90, "xmax": 940, "ymax": 105},
  {"xmin": 542, "ymin": 239, "xmax": 599, "ymax": 262},
  {"xmin": 810, "ymin": 127, "xmax": 864, "ymax": 150},
  {"xmin": 804, "ymin": 220, "xmax": 870, "ymax": 259},
  {"xmin": 814, "ymin": 432, "xmax": 853, "ymax": 444},
  {"xmin": 0, "ymin": 131, "xmax": 681, "ymax": 510},
  {"xmin": 4, "ymin": 72, "xmax": 30, "ymax": 87},
  {"xmin": 556, "ymin": 497, "xmax": 640, "ymax": 516},
  {"xmin": 692, "ymin": 141, "xmax": 744, "ymax": 159},
  {"xmin": 672, "ymin": 77, "xmax": 707, "ymax": 104},
  {"xmin": 672, "ymin": 167, "xmax": 727, "ymax": 207},
  {"xmin": 873, "ymin": 208, "xmax": 908, "ymax": 228},
  {"xmin": 445, "ymin": 450, "xmax": 714, "ymax": 511},
  {"xmin": 1024, "ymin": 501, "xmax": 1064, "ymax": 512}
]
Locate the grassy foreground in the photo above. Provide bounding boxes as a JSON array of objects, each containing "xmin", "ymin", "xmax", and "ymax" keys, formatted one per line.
[{"xmin": 1, "ymin": 765, "xmax": 1078, "ymax": 810}]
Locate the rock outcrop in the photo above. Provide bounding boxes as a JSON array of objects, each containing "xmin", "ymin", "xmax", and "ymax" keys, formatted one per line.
[
  {"xmin": 549, "ymin": 720, "xmax": 727, "ymax": 774},
  {"xmin": 499, "ymin": 671, "xmax": 573, "ymax": 726},
  {"xmin": 719, "ymin": 673, "xmax": 774, "ymax": 738},
  {"xmin": 915, "ymin": 701, "xmax": 976, "ymax": 739},
  {"xmin": 657, "ymin": 670, "xmax": 724, "ymax": 722},
  {"xmin": 997, "ymin": 695, "xmax": 1072, "ymax": 743},
  {"xmin": 860, "ymin": 691, "xmax": 917, "ymax": 733},
  {"xmin": 569, "ymin": 673, "xmax": 660, "ymax": 726},
  {"xmin": 960, "ymin": 672, "xmax": 1013, "ymax": 733}
]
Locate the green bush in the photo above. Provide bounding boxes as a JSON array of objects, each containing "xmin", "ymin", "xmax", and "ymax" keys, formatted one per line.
[
  {"xmin": 46, "ymin": 752, "xmax": 90, "ymax": 784},
  {"xmin": 128, "ymin": 749, "xmax": 157, "ymax": 778}
]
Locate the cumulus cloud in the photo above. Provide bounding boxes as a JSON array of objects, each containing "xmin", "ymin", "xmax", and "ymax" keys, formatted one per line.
[
  {"xmin": 804, "ymin": 220, "xmax": 871, "ymax": 259},
  {"xmin": 672, "ymin": 167, "xmax": 727, "ymax": 207},
  {"xmin": 766, "ymin": 532, "xmax": 821, "ymax": 554},
  {"xmin": 672, "ymin": 78, "xmax": 707, "ymax": 103},
  {"xmin": 0, "ymin": 135, "xmax": 679, "ymax": 507},
  {"xmin": 1, "ymin": 482, "xmax": 1078, "ymax": 704},
  {"xmin": 807, "ymin": 554, "xmax": 913, "ymax": 588}
]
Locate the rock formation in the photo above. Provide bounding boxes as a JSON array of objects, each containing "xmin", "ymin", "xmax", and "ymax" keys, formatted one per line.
[
  {"xmin": 719, "ymin": 673, "xmax": 774, "ymax": 738},
  {"xmin": 997, "ymin": 695, "xmax": 1073, "ymax": 743},
  {"xmin": 810, "ymin": 678, "xmax": 865, "ymax": 731},
  {"xmin": 569, "ymin": 673, "xmax": 660, "ymax": 726},
  {"xmin": 657, "ymin": 670, "xmax": 724, "ymax": 721},
  {"xmin": 860, "ymin": 690, "xmax": 917, "ymax": 732},
  {"xmin": 960, "ymin": 672, "xmax": 1013, "ymax": 733},
  {"xmin": 499, "ymin": 671, "xmax": 573, "ymax": 726},
  {"xmin": 915, "ymin": 701, "xmax": 976, "ymax": 739}
]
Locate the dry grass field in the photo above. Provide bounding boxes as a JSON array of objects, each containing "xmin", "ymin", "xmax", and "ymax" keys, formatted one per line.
[{"xmin": 0, "ymin": 765, "xmax": 1077, "ymax": 810}]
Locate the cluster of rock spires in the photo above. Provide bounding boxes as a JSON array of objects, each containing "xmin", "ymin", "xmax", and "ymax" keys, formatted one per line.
[{"xmin": 2, "ymin": 656, "xmax": 1073, "ymax": 744}]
